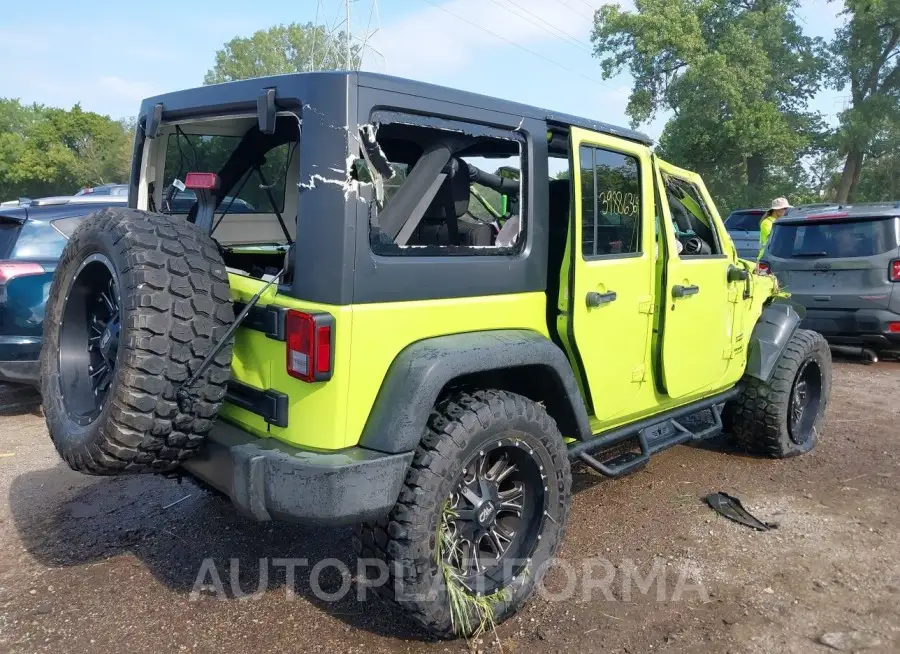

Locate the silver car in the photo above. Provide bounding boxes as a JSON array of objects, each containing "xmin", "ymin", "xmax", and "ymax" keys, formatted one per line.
[
  {"xmin": 763, "ymin": 203, "xmax": 900, "ymax": 356},
  {"xmin": 724, "ymin": 208, "xmax": 765, "ymax": 259}
]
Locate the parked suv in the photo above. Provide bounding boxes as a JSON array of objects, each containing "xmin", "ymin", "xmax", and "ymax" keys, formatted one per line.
[
  {"xmin": 762, "ymin": 204, "xmax": 900, "ymax": 357},
  {"xmin": 41, "ymin": 72, "xmax": 831, "ymax": 637},
  {"xmin": 0, "ymin": 197, "xmax": 127, "ymax": 383},
  {"xmin": 724, "ymin": 208, "xmax": 765, "ymax": 259}
]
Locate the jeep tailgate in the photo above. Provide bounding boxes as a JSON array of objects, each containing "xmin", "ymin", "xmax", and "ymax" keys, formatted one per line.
[{"xmin": 774, "ymin": 258, "xmax": 894, "ymax": 310}]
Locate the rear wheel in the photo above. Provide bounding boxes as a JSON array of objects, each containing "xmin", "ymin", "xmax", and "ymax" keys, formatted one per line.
[
  {"xmin": 725, "ymin": 329, "xmax": 831, "ymax": 458},
  {"xmin": 42, "ymin": 207, "xmax": 234, "ymax": 474},
  {"xmin": 355, "ymin": 390, "xmax": 571, "ymax": 638}
]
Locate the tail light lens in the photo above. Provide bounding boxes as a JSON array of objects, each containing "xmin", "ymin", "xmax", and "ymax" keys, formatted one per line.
[
  {"xmin": 890, "ymin": 260, "xmax": 900, "ymax": 282},
  {"xmin": 0, "ymin": 262, "xmax": 45, "ymax": 284},
  {"xmin": 888, "ymin": 322, "xmax": 900, "ymax": 333},
  {"xmin": 757, "ymin": 261, "xmax": 771, "ymax": 275},
  {"xmin": 286, "ymin": 309, "xmax": 334, "ymax": 383}
]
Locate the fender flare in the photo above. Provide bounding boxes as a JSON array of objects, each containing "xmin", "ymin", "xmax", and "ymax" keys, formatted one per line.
[
  {"xmin": 358, "ymin": 330, "xmax": 593, "ymax": 454},
  {"xmin": 745, "ymin": 299, "xmax": 804, "ymax": 382}
]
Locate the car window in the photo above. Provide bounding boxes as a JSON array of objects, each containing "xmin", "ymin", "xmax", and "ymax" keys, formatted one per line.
[
  {"xmin": 11, "ymin": 221, "xmax": 69, "ymax": 259},
  {"xmin": 725, "ymin": 211, "xmax": 764, "ymax": 231},
  {"xmin": 579, "ymin": 145, "xmax": 641, "ymax": 257},
  {"xmin": 0, "ymin": 220, "xmax": 21, "ymax": 258},
  {"xmin": 768, "ymin": 217, "xmax": 900, "ymax": 259}
]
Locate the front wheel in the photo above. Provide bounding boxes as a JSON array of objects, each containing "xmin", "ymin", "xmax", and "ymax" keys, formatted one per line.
[
  {"xmin": 725, "ymin": 329, "xmax": 832, "ymax": 458},
  {"xmin": 355, "ymin": 390, "xmax": 571, "ymax": 638}
]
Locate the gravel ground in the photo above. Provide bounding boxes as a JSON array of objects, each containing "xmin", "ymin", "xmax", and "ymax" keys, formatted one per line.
[{"xmin": 0, "ymin": 361, "xmax": 898, "ymax": 653}]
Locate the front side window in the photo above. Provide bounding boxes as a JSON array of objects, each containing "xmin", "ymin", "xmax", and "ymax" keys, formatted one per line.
[
  {"xmin": 357, "ymin": 119, "xmax": 525, "ymax": 256},
  {"xmin": 662, "ymin": 175, "xmax": 722, "ymax": 256},
  {"xmin": 579, "ymin": 146, "xmax": 641, "ymax": 258}
]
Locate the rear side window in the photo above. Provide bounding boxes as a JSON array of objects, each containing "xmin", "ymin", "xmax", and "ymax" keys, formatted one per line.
[
  {"xmin": 725, "ymin": 211, "xmax": 764, "ymax": 231},
  {"xmin": 0, "ymin": 221, "xmax": 21, "ymax": 258},
  {"xmin": 768, "ymin": 217, "xmax": 900, "ymax": 259},
  {"xmin": 579, "ymin": 146, "xmax": 641, "ymax": 257},
  {"xmin": 11, "ymin": 221, "xmax": 68, "ymax": 259}
]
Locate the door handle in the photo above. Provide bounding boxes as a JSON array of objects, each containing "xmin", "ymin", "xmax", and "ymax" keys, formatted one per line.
[
  {"xmin": 586, "ymin": 291, "xmax": 617, "ymax": 308},
  {"xmin": 672, "ymin": 284, "xmax": 699, "ymax": 298}
]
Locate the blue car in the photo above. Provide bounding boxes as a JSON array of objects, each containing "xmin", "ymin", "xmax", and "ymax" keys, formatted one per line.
[{"xmin": 0, "ymin": 197, "xmax": 126, "ymax": 384}]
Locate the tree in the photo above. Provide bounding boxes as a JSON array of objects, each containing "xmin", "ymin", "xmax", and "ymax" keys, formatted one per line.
[
  {"xmin": 828, "ymin": 0, "xmax": 900, "ymax": 203},
  {"xmin": 591, "ymin": 0, "xmax": 827, "ymax": 213},
  {"xmin": 0, "ymin": 100, "xmax": 132, "ymax": 200},
  {"xmin": 204, "ymin": 23, "xmax": 362, "ymax": 84}
]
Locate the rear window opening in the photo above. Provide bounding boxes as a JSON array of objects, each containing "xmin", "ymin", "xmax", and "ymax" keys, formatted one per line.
[
  {"xmin": 768, "ymin": 216, "xmax": 900, "ymax": 259},
  {"xmin": 143, "ymin": 113, "xmax": 301, "ymax": 283},
  {"xmin": 356, "ymin": 118, "xmax": 525, "ymax": 256}
]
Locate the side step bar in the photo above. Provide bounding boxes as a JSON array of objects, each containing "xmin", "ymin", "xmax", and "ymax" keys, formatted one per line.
[{"xmin": 568, "ymin": 386, "xmax": 741, "ymax": 479}]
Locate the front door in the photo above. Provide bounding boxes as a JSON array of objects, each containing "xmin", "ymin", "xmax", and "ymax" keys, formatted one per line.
[
  {"xmin": 562, "ymin": 127, "xmax": 655, "ymax": 422},
  {"xmin": 656, "ymin": 160, "xmax": 736, "ymax": 399}
]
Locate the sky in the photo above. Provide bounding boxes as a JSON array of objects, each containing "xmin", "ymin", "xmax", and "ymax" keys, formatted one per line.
[{"xmin": 0, "ymin": 0, "xmax": 847, "ymax": 141}]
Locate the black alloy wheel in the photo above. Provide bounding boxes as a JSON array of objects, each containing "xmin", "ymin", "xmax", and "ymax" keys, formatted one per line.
[{"xmin": 58, "ymin": 253, "xmax": 121, "ymax": 426}]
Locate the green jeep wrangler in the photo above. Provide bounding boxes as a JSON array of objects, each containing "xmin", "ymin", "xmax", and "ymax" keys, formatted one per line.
[{"xmin": 41, "ymin": 72, "xmax": 831, "ymax": 636}]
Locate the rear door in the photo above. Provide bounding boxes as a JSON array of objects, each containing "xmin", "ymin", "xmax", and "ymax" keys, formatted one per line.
[
  {"xmin": 561, "ymin": 127, "xmax": 655, "ymax": 422},
  {"xmin": 766, "ymin": 215, "xmax": 900, "ymax": 311},
  {"xmin": 656, "ymin": 160, "xmax": 736, "ymax": 399}
]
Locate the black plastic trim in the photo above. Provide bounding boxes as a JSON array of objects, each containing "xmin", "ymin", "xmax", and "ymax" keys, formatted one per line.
[
  {"xmin": 233, "ymin": 302, "xmax": 287, "ymax": 341},
  {"xmin": 225, "ymin": 380, "xmax": 289, "ymax": 428},
  {"xmin": 180, "ymin": 420, "xmax": 413, "ymax": 525},
  {"xmin": 359, "ymin": 330, "xmax": 592, "ymax": 454},
  {"xmin": 746, "ymin": 298, "xmax": 803, "ymax": 382}
]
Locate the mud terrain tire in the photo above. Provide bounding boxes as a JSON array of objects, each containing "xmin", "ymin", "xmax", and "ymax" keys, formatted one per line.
[
  {"xmin": 356, "ymin": 390, "xmax": 572, "ymax": 638},
  {"xmin": 42, "ymin": 207, "xmax": 234, "ymax": 474},
  {"xmin": 725, "ymin": 329, "xmax": 831, "ymax": 458}
]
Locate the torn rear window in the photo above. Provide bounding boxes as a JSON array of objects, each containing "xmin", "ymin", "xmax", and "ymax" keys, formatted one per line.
[{"xmin": 356, "ymin": 119, "xmax": 525, "ymax": 257}]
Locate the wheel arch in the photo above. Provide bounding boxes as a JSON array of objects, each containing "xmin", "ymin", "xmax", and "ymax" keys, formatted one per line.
[
  {"xmin": 358, "ymin": 330, "xmax": 592, "ymax": 454},
  {"xmin": 746, "ymin": 298, "xmax": 804, "ymax": 382}
]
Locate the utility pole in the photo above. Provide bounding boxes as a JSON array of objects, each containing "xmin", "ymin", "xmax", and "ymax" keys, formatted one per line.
[{"xmin": 345, "ymin": 0, "xmax": 352, "ymax": 70}]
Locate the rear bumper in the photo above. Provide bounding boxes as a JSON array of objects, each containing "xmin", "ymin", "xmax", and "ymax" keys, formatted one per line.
[
  {"xmin": 801, "ymin": 308, "xmax": 900, "ymax": 351},
  {"xmin": 0, "ymin": 336, "xmax": 41, "ymax": 383},
  {"xmin": 180, "ymin": 420, "xmax": 413, "ymax": 526},
  {"xmin": 0, "ymin": 360, "xmax": 40, "ymax": 384}
]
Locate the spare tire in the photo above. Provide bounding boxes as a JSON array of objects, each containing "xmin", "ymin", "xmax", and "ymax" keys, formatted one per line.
[{"xmin": 41, "ymin": 207, "xmax": 234, "ymax": 474}]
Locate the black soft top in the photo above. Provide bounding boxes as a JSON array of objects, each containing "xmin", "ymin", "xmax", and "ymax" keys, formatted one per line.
[{"xmin": 139, "ymin": 71, "xmax": 653, "ymax": 146}]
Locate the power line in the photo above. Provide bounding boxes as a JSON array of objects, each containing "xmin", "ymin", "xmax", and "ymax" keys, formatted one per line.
[
  {"xmin": 416, "ymin": 0, "xmax": 614, "ymax": 91},
  {"xmin": 548, "ymin": 0, "xmax": 593, "ymax": 21},
  {"xmin": 497, "ymin": 0, "xmax": 594, "ymax": 53}
]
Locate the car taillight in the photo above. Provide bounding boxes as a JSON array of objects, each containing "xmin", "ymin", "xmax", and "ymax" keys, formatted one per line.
[
  {"xmin": 286, "ymin": 309, "xmax": 334, "ymax": 383},
  {"xmin": 890, "ymin": 259, "xmax": 900, "ymax": 282},
  {"xmin": 757, "ymin": 261, "xmax": 771, "ymax": 275},
  {"xmin": 888, "ymin": 322, "xmax": 900, "ymax": 333},
  {"xmin": 0, "ymin": 262, "xmax": 45, "ymax": 284}
]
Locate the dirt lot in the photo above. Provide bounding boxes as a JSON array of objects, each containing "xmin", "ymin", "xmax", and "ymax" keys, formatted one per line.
[{"xmin": 0, "ymin": 361, "xmax": 898, "ymax": 654}]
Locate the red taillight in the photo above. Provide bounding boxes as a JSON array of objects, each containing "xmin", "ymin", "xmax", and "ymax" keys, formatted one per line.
[
  {"xmin": 757, "ymin": 261, "xmax": 771, "ymax": 275},
  {"xmin": 890, "ymin": 260, "xmax": 900, "ymax": 282},
  {"xmin": 888, "ymin": 322, "xmax": 900, "ymax": 333},
  {"xmin": 0, "ymin": 262, "xmax": 44, "ymax": 284},
  {"xmin": 286, "ymin": 309, "xmax": 334, "ymax": 383},
  {"xmin": 184, "ymin": 172, "xmax": 219, "ymax": 190}
]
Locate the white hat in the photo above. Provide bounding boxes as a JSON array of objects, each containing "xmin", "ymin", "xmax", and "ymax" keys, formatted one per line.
[{"xmin": 771, "ymin": 197, "xmax": 792, "ymax": 210}]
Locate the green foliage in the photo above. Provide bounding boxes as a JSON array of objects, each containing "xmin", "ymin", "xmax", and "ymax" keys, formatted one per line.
[
  {"xmin": 591, "ymin": 0, "xmax": 828, "ymax": 213},
  {"xmin": 204, "ymin": 23, "xmax": 362, "ymax": 84},
  {"xmin": 0, "ymin": 99, "xmax": 132, "ymax": 201},
  {"xmin": 828, "ymin": 0, "xmax": 899, "ymax": 202}
]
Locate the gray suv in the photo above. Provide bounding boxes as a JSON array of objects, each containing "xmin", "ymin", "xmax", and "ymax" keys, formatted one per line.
[{"xmin": 762, "ymin": 204, "xmax": 900, "ymax": 356}]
